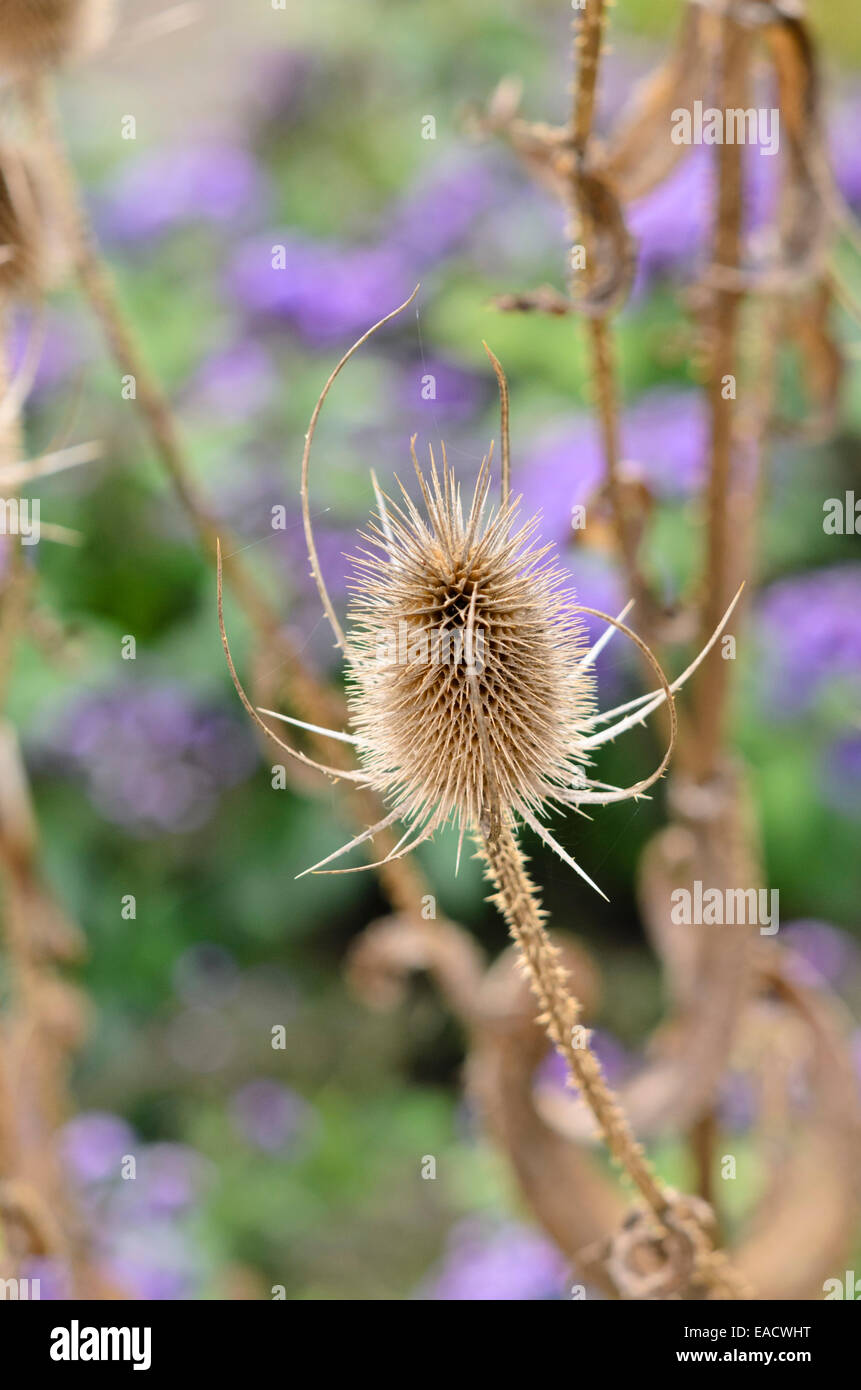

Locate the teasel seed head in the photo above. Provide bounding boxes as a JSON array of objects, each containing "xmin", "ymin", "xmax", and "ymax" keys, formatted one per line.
[
  {"xmin": 0, "ymin": 1, "xmax": 113, "ymax": 75},
  {"xmin": 346, "ymin": 449, "xmax": 596, "ymax": 837}
]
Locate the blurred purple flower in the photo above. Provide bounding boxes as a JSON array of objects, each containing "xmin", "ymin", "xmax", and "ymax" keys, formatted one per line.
[
  {"xmin": 228, "ymin": 233, "xmax": 412, "ymax": 344},
  {"xmin": 537, "ymin": 1028, "xmax": 635, "ymax": 1094},
  {"xmin": 385, "ymin": 157, "xmax": 502, "ymax": 266},
  {"xmin": 184, "ymin": 339, "xmax": 277, "ymax": 421},
  {"xmin": 42, "ymin": 684, "xmax": 257, "ymax": 836},
  {"xmin": 629, "ymin": 151, "xmax": 712, "ymax": 287},
  {"xmin": 99, "ymin": 144, "xmax": 266, "ymax": 246},
  {"xmin": 627, "ymin": 126, "xmax": 812, "ymax": 290},
  {"xmin": 228, "ymin": 154, "xmax": 503, "ymax": 344},
  {"xmin": 61, "ymin": 1119, "xmax": 212, "ymax": 1300},
  {"xmin": 230, "ymin": 1080, "xmax": 314, "ymax": 1153},
  {"xmin": 397, "ymin": 356, "xmax": 485, "ymax": 424},
  {"xmin": 61, "ymin": 1112, "xmax": 136, "ymax": 1185},
  {"xmin": 133, "ymin": 1144, "xmax": 209, "ymax": 1218},
  {"xmin": 756, "ymin": 565, "xmax": 861, "ymax": 716},
  {"xmin": 516, "ymin": 388, "xmax": 707, "ymax": 548},
  {"xmin": 830, "ymin": 92, "xmax": 861, "ymax": 209},
  {"xmin": 422, "ymin": 1220, "xmax": 568, "ymax": 1301},
  {"xmin": 20, "ymin": 1257, "xmax": 72, "ymax": 1300},
  {"xmin": 782, "ymin": 920, "xmax": 859, "ymax": 988},
  {"xmin": 819, "ymin": 733, "xmax": 861, "ymax": 818},
  {"xmin": 105, "ymin": 1228, "xmax": 200, "ymax": 1301}
]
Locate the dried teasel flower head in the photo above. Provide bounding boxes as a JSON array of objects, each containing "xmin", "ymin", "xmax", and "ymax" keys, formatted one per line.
[
  {"xmin": 218, "ymin": 292, "xmax": 742, "ymax": 893},
  {"xmin": 0, "ymin": 143, "xmax": 68, "ymax": 297},
  {"xmin": 345, "ymin": 448, "xmax": 596, "ymax": 837},
  {"xmin": 0, "ymin": 0, "xmax": 113, "ymax": 76}
]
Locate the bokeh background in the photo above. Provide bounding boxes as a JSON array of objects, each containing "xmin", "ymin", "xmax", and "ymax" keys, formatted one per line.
[{"xmin": 5, "ymin": 0, "xmax": 860, "ymax": 1298}]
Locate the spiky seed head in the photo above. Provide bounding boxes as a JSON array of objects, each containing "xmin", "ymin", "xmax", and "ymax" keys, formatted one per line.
[
  {"xmin": 0, "ymin": 0, "xmax": 113, "ymax": 75},
  {"xmin": 345, "ymin": 456, "xmax": 595, "ymax": 834}
]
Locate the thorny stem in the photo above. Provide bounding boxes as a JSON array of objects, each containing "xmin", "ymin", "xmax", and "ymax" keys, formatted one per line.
[
  {"xmin": 570, "ymin": 0, "xmax": 606, "ymax": 155},
  {"xmin": 20, "ymin": 77, "xmax": 426, "ymax": 916},
  {"xmin": 568, "ymin": 5, "xmax": 658, "ymax": 639},
  {"xmin": 479, "ymin": 821, "xmax": 667, "ymax": 1212},
  {"xmin": 585, "ymin": 318, "xmax": 654, "ymax": 617},
  {"xmin": 479, "ymin": 819, "xmax": 751, "ymax": 1298}
]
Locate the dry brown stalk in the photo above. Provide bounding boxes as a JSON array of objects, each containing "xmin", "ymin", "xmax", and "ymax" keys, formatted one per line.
[{"xmin": 688, "ymin": 12, "xmax": 750, "ymax": 782}]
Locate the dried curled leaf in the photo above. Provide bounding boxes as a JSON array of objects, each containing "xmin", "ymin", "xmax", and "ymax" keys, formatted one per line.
[
  {"xmin": 0, "ymin": 1179, "xmax": 64, "ymax": 1260},
  {"xmin": 732, "ymin": 951, "xmax": 861, "ymax": 1299},
  {"xmin": 599, "ymin": 1, "xmax": 717, "ymax": 204},
  {"xmin": 706, "ymin": 5, "xmax": 829, "ymax": 294},
  {"xmin": 345, "ymin": 912, "xmax": 485, "ymax": 1022},
  {"xmin": 773, "ymin": 280, "xmax": 843, "ymax": 439},
  {"xmin": 572, "ymin": 171, "xmax": 637, "ymax": 316}
]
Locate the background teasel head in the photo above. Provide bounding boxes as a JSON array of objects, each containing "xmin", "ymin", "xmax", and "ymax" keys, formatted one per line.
[
  {"xmin": 0, "ymin": 0, "xmax": 113, "ymax": 75},
  {"xmin": 0, "ymin": 143, "xmax": 68, "ymax": 297}
]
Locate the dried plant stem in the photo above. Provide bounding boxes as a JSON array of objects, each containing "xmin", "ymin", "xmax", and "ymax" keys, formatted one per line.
[
  {"xmin": 479, "ymin": 820, "xmax": 667, "ymax": 1213},
  {"xmin": 585, "ymin": 317, "xmax": 654, "ymax": 623},
  {"xmin": 0, "ymin": 312, "xmax": 86, "ymax": 1289},
  {"xmin": 570, "ymin": 0, "xmax": 606, "ymax": 154},
  {"xmin": 568, "ymin": 7, "xmax": 658, "ymax": 638},
  {"xmin": 690, "ymin": 15, "xmax": 749, "ymax": 780}
]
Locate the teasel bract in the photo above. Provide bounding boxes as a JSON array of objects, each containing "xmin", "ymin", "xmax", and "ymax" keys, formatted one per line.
[
  {"xmin": 0, "ymin": 1, "xmax": 113, "ymax": 75},
  {"xmin": 218, "ymin": 291, "xmax": 746, "ymax": 1294}
]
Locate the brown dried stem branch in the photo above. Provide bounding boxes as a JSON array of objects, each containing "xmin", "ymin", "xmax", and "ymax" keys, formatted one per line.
[
  {"xmin": 689, "ymin": 14, "xmax": 750, "ymax": 781},
  {"xmin": 568, "ymin": 5, "xmax": 659, "ymax": 638}
]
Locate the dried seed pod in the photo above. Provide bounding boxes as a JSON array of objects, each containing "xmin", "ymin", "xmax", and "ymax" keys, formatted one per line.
[
  {"xmin": 0, "ymin": 0, "xmax": 113, "ymax": 75},
  {"xmin": 346, "ymin": 457, "xmax": 597, "ymax": 840},
  {"xmin": 599, "ymin": 1, "xmax": 716, "ymax": 204}
]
